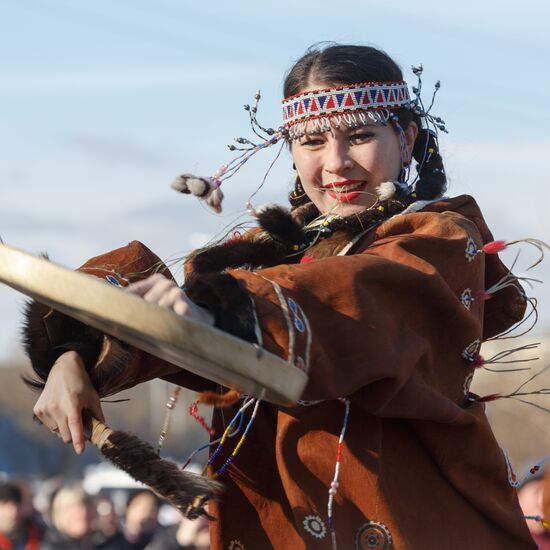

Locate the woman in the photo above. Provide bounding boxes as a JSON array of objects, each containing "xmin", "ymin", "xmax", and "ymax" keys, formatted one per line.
[
  {"xmin": 27, "ymin": 44, "xmax": 536, "ymax": 548},
  {"xmin": 40, "ymin": 485, "xmax": 128, "ymax": 550}
]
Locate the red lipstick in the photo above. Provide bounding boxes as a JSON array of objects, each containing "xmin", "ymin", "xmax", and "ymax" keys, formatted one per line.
[{"xmin": 324, "ymin": 180, "xmax": 367, "ymax": 202}]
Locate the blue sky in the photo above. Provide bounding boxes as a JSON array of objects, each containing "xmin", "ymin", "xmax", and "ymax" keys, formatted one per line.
[{"xmin": 0, "ymin": 0, "xmax": 549, "ymax": 358}]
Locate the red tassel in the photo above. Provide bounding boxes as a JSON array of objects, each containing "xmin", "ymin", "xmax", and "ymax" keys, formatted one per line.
[
  {"xmin": 300, "ymin": 255, "xmax": 314, "ymax": 264},
  {"xmin": 472, "ymin": 354, "xmax": 485, "ymax": 368},
  {"xmin": 472, "ymin": 290, "xmax": 493, "ymax": 301},
  {"xmin": 482, "ymin": 240, "xmax": 507, "ymax": 254},
  {"xmin": 477, "ymin": 393, "xmax": 502, "ymax": 403}
]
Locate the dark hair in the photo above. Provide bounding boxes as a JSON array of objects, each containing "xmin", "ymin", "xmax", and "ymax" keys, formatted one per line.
[
  {"xmin": 284, "ymin": 43, "xmax": 447, "ymax": 208},
  {"xmin": 0, "ymin": 482, "xmax": 22, "ymax": 505},
  {"xmin": 284, "ymin": 43, "xmax": 404, "ymax": 101}
]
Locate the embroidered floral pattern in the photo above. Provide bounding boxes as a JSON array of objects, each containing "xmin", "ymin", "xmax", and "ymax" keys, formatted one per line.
[
  {"xmin": 462, "ymin": 338, "xmax": 481, "ymax": 363},
  {"xmin": 228, "ymin": 540, "xmax": 246, "ymax": 550},
  {"xmin": 460, "ymin": 288, "xmax": 473, "ymax": 310},
  {"xmin": 302, "ymin": 514, "xmax": 327, "ymax": 539},
  {"xmin": 355, "ymin": 521, "xmax": 392, "ymax": 549},
  {"xmin": 106, "ymin": 274, "xmax": 122, "ymax": 286},
  {"xmin": 465, "ymin": 237, "xmax": 479, "ymax": 262},
  {"xmin": 288, "ymin": 297, "xmax": 305, "ymax": 333}
]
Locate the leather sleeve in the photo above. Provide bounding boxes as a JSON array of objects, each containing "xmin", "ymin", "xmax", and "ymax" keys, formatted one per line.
[{"xmin": 22, "ymin": 240, "xmax": 216, "ymax": 396}]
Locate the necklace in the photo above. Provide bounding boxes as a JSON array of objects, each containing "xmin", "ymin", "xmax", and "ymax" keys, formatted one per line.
[{"xmin": 291, "ymin": 195, "xmax": 416, "ymax": 255}]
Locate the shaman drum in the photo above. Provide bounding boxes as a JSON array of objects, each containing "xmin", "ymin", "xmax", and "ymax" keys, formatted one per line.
[{"xmin": 0, "ymin": 243, "xmax": 307, "ymax": 405}]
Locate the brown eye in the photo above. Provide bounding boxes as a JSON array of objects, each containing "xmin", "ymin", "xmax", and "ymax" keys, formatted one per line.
[
  {"xmin": 350, "ymin": 132, "xmax": 374, "ymax": 144},
  {"xmin": 300, "ymin": 138, "xmax": 324, "ymax": 147}
]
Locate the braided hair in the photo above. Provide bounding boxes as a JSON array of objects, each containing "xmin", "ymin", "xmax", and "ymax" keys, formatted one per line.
[{"xmin": 411, "ymin": 128, "xmax": 447, "ymax": 200}]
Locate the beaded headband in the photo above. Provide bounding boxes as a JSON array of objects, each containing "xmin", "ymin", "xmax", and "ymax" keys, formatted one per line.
[
  {"xmin": 171, "ymin": 65, "xmax": 446, "ymax": 213},
  {"xmin": 282, "ymin": 81, "xmax": 411, "ymax": 140}
]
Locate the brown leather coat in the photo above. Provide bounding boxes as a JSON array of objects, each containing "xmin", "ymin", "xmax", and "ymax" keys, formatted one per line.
[{"xmin": 23, "ymin": 196, "xmax": 536, "ymax": 549}]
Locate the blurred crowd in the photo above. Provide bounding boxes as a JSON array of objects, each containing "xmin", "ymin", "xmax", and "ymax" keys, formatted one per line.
[
  {"xmin": 1, "ymin": 467, "xmax": 550, "ymax": 549},
  {"xmin": 0, "ymin": 478, "xmax": 209, "ymax": 550}
]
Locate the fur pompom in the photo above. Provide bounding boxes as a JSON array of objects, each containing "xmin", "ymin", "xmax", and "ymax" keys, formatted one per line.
[
  {"xmin": 184, "ymin": 272, "xmax": 258, "ymax": 344},
  {"xmin": 171, "ymin": 174, "xmax": 224, "ymax": 213},
  {"xmin": 191, "ymin": 239, "xmax": 286, "ymax": 273},
  {"xmin": 205, "ymin": 188, "xmax": 224, "ymax": 214},
  {"xmin": 255, "ymin": 203, "xmax": 280, "ymax": 216},
  {"xmin": 376, "ymin": 181, "xmax": 397, "ymax": 201},
  {"xmin": 256, "ymin": 204, "xmax": 304, "ymax": 245},
  {"xmin": 171, "ymin": 174, "xmax": 210, "ymax": 197},
  {"xmin": 291, "ymin": 202, "xmax": 320, "ymax": 227}
]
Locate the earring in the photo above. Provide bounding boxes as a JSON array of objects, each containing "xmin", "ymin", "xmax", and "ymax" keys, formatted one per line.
[
  {"xmin": 292, "ymin": 162, "xmax": 296, "ymax": 170},
  {"xmin": 290, "ymin": 177, "xmax": 306, "ymax": 200}
]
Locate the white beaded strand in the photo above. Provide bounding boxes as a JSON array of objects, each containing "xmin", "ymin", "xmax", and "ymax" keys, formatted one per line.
[{"xmin": 327, "ymin": 398, "xmax": 351, "ymax": 550}]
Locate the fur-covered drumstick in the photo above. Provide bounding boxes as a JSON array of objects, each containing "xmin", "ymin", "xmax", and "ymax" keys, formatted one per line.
[{"xmin": 86, "ymin": 415, "xmax": 223, "ymax": 519}]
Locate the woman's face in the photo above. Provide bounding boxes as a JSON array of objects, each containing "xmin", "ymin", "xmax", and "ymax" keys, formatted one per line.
[
  {"xmin": 291, "ymin": 84, "xmax": 417, "ymax": 217},
  {"xmin": 58, "ymin": 501, "xmax": 94, "ymax": 540}
]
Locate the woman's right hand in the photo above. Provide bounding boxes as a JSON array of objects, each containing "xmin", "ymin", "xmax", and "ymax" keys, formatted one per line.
[{"xmin": 33, "ymin": 350, "xmax": 104, "ymax": 455}]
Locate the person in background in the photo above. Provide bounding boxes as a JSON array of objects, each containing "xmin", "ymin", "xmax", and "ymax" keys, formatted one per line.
[
  {"xmin": 41, "ymin": 484, "xmax": 127, "ymax": 550},
  {"xmin": 0, "ymin": 481, "xmax": 41, "ymax": 550},
  {"xmin": 93, "ymin": 496, "xmax": 118, "ymax": 540},
  {"xmin": 518, "ymin": 471, "xmax": 550, "ymax": 550},
  {"xmin": 93, "ymin": 495, "xmax": 131, "ymax": 550},
  {"xmin": 40, "ymin": 484, "xmax": 94, "ymax": 549},
  {"xmin": 123, "ymin": 491, "xmax": 159, "ymax": 550},
  {"xmin": 145, "ymin": 513, "xmax": 209, "ymax": 550},
  {"xmin": 11, "ymin": 480, "xmax": 45, "ymax": 544}
]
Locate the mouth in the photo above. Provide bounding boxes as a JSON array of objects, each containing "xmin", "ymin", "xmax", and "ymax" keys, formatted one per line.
[{"xmin": 324, "ymin": 180, "xmax": 367, "ymax": 202}]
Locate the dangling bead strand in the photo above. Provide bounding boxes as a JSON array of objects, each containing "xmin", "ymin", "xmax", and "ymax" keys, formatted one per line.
[
  {"xmin": 327, "ymin": 398, "xmax": 350, "ymax": 550},
  {"xmin": 208, "ymin": 398, "xmax": 261, "ymax": 480},
  {"xmin": 202, "ymin": 397, "xmax": 256, "ymax": 476},
  {"xmin": 189, "ymin": 400, "xmax": 216, "ymax": 437},
  {"xmin": 157, "ymin": 386, "xmax": 181, "ymax": 454},
  {"xmin": 526, "ymin": 455, "xmax": 550, "ymax": 479},
  {"xmin": 182, "ymin": 411, "xmax": 246, "ymax": 471},
  {"xmin": 478, "ymin": 238, "xmax": 549, "ymax": 269},
  {"xmin": 525, "ymin": 515, "xmax": 550, "ymax": 529}
]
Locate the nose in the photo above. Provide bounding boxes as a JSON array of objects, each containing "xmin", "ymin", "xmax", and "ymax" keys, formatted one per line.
[{"xmin": 324, "ymin": 138, "xmax": 353, "ymax": 174}]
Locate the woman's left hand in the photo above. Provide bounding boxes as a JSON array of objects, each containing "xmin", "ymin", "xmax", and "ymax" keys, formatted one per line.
[{"xmin": 126, "ymin": 273, "xmax": 214, "ymax": 326}]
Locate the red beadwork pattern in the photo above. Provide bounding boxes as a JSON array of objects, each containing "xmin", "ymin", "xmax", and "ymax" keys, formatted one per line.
[
  {"xmin": 282, "ymin": 82, "xmax": 410, "ymax": 128},
  {"xmin": 189, "ymin": 401, "xmax": 215, "ymax": 436}
]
